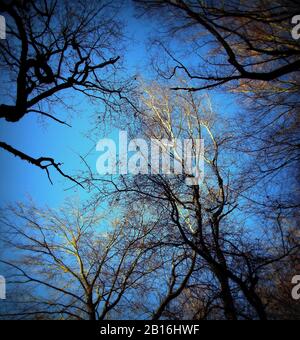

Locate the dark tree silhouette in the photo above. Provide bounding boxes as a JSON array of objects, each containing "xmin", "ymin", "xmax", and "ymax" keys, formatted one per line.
[
  {"xmin": 0, "ymin": 0, "xmax": 126, "ymax": 185},
  {"xmin": 135, "ymin": 0, "xmax": 300, "ymax": 90}
]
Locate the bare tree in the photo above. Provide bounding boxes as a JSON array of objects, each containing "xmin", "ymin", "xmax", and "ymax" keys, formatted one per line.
[
  {"xmin": 134, "ymin": 0, "xmax": 300, "ymax": 210},
  {"xmin": 134, "ymin": 0, "xmax": 300, "ymax": 90},
  {"xmin": 87, "ymin": 83, "xmax": 299, "ymax": 319},
  {"xmin": 0, "ymin": 0, "xmax": 128, "ymax": 185},
  {"xmin": 0, "ymin": 199, "xmax": 161, "ymax": 320}
]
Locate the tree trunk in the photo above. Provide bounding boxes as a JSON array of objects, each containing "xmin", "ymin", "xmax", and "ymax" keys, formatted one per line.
[
  {"xmin": 87, "ymin": 293, "xmax": 96, "ymax": 321},
  {"xmin": 215, "ymin": 269, "xmax": 238, "ymax": 320}
]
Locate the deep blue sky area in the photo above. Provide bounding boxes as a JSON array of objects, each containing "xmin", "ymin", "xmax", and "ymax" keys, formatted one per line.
[{"xmin": 0, "ymin": 2, "xmax": 156, "ymax": 208}]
